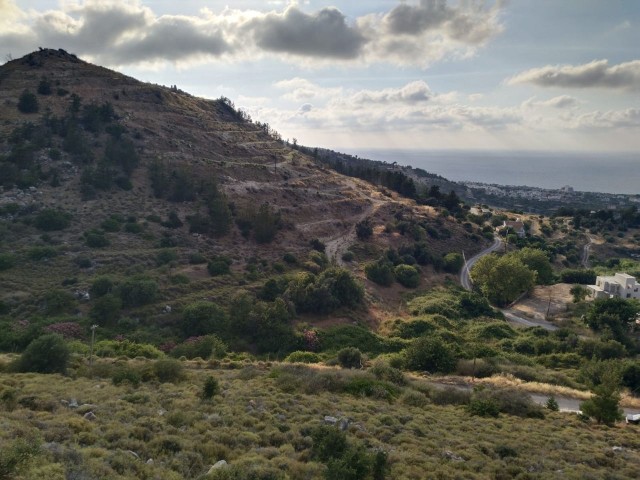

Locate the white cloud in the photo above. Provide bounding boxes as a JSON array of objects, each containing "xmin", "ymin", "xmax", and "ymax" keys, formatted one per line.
[
  {"xmin": 522, "ymin": 95, "xmax": 579, "ymax": 109},
  {"xmin": 507, "ymin": 59, "xmax": 640, "ymax": 91},
  {"xmin": 0, "ymin": 0, "xmax": 506, "ymax": 67}
]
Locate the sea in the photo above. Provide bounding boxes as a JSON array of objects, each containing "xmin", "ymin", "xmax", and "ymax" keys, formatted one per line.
[{"xmin": 340, "ymin": 149, "xmax": 640, "ymax": 196}]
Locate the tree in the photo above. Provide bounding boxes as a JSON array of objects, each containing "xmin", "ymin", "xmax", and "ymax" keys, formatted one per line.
[
  {"xmin": 471, "ymin": 254, "xmax": 536, "ymax": 307},
  {"xmin": 182, "ymin": 301, "xmax": 228, "ymax": 337},
  {"xmin": 253, "ymin": 203, "xmax": 280, "ymax": 243},
  {"xmin": 580, "ymin": 371, "xmax": 623, "ymax": 426},
  {"xmin": 355, "ymin": 219, "xmax": 373, "ymax": 240},
  {"xmin": 514, "ymin": 248, "xmax": 554, "ymax": 285},
  {"xmin": 17, "ymin": 90, "xmax": 38, "ymax": 113},
  {"xmin": 15, "ymin": 334, "xmax": 69, "ymax": 374},
  {"xmin": 570, "ymin": 284, "xmax": 589, "ymax": 303},
  {"xmin": 337, "ymin": 347, "xmax": 362, "ymax": 369},
  {"xmin": 585, "ymin": 297, "xmax": 639, "ymax": 343},
  {"xmin": 405, "ymin": 337, "xmax": 457, "ymax": 373}
]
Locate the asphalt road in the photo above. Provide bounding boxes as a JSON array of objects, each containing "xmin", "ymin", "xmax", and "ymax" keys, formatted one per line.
[{"xmin": 460, "ymin": 237, "xmax": 502, "ymax": 291}]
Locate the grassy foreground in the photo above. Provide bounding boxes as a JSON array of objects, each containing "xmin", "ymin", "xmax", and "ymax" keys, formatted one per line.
[{"xmin": 1, "ymin": 358, "xmax": 640, "ymax": 480}]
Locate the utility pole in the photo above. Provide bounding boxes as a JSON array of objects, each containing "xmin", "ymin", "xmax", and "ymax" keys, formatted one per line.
[{"xmin": 89, "ymin": 324, "xmax": 98, "ymax": 372}]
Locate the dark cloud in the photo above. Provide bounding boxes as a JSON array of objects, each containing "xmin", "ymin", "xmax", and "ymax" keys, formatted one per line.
[
  {"xmin": 508, "ymin": 60, "xmax": 640, "ymax": 91},
  {"xmin": 246, "ymin": 7, "xmax": 366, "ymax": 59},
  {"xmin": 383, "ymin": 0, "xmax": 503, "ymax": 44},
  {"xmin": 105, "ymin": 17, "xmax": 229, "ymax": 64}
]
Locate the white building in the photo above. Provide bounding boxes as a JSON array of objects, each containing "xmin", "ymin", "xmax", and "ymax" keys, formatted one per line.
[{"xmin": 588, "ymin": 273, "xmax": 640, "ymax": 300}]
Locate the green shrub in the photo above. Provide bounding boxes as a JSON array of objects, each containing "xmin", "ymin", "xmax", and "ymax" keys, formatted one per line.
[
  {"xmin": 0, "ymin": 253, "xmax": 16, "ymax": 271},
  {"xmin": 34, "ymin": 209, "xmax": 72, "ymax": 231},
  {"xmin": 112, "ymin": 365, "xmax": 141, "ymax": 387},
  {"xmin": 17, "ymin": 90, "xmax": 39, "ymax": 113},
  {"xmin": 118, "ymin": 278, "xmax": 158, "ymax": 308},
  {"xmin": 27, "ymin": 246, "xmax": 57, "ymax": 261},
  {"xmin": 14, "ymin": 334, "xmax": 69, "ymax": 374},
  {"xmin": 90, "ymin": 293, "xmax": 122, "ymax": 325},
  {"xmin": 202, "ymin": 376, "xmax": 220, "ymax": 400},
  {"xmin": 311, "ymin": 426, "xmax": 348, "ymax": 462},
  {"xmin": 365, "ymin": 260, "xmax": 395, "ymax": 286},
  {"xmin": 171, "ymin": 335, "xmax": 227, "ymax": 360},
  {"xmin": 405, "ymin": 337, "xmax": 457, "ymax": 373},
  {"xmin": 0, "ymin": 434, "xmax": 41, "ymax": 479},
  {"xmin": 90, "ymin": 276, "xmax": 116, "ymax": 297},
  {"xmin": 341, "ymin": 251, "xmax": 355, "ymax": 262},
  {"xmin": 442, "ymin": 252, "xmax": 464, "ymax": 274},
  {"xmin": 337, "ymin": 347, "xmax": 362, "ymax": 369},
  {"xmin": 283, "ymin": 253, "xmax": 297, "ymax": 264},
  {"xmin": 285, "ymin": 351, "xmax": 321, "ymax": 363},
  {"xmin": 208, "ymin": 256, "xmax": 232, "ymax": 276},
  {"xmin": 95, "ymin": 340, "xmax": 163, "ymax": 359},
  {"xmin": 43, "ymin": 289, "xmax": 76, "ymax": 315},
  {"xmin": 394, "ymin": 264, "xmax": 420, "ymax": 288},
  {"xmin": 153, "ymin": 358, "xmax": 185, "ymax": 383},
  {"xmin": 156, "ymin": 249, "xmax": 178, "ymax": 266},
  {"xmin": 355, "ymin": 219, "xmax": 373, "ymax": 240},
  {"xmin": 182, "ymin": 302, "xmax": 228, "ymax": 337},
  {"xmin": 85, "ymin": 231, "xmax": 109, "ymax": 248},
  {"xmin": 189, "ymin": 252, "xmax": 207, "ymax": 264}
]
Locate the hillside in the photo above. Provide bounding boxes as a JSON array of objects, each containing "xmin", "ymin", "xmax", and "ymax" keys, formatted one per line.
[{"xmin": 2, "ymin": 49, "xmax": 640, "ymax": 480}]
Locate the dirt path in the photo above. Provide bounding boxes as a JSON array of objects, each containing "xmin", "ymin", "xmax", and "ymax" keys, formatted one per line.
[{"xmin": 582, "ymin": 233, "xmax": 594, "ymax": 268}]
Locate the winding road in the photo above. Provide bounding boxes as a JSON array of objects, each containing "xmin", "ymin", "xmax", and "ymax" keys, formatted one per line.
[
  {"xmin": 460, "ymin": 238, "xmax": 502, "ymax": 291},
  {"xmin": 460, "ymin": 237, "xmax": 558, "ymax": 331}
]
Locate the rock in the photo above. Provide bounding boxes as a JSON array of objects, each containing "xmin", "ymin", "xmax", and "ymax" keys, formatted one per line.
[
  {"xmin": 127, "ymin": 450, "xmax": 140, "ymax": 459},
  {"xmin": 612, "ymin": 446, "xmax": 624, "ymax": 453},
  {"xmin": 69, "ymin": 399, "xmax": 79, "ymax": 408},
  {"xmin": 207, "ymin": 460, "xmax": 228, "ymax": 474},
  {"xmin": 163, "ymin": 305, "xmax": 172, "ymax": 313},
  {"xmin": 146, "ymin": 459, "xmax": 154, "ymax": 465},
  {"xmin": 83, "ymin": 411, "xmax": 97, "ymax": 421},
  {"xmin": 339, "ymin": 419, "xmax": 350, "ymax": 431},
  {"xmin": 442, "ymin": 450, "xmax": 465, "ymax": 462},
  {"xmin": 157, "ymin": 409, "xmax": 167, "ymax": 416},
  {"xmin": 324, "ymin": 416, "xmax": 338, "ymax": 425}
]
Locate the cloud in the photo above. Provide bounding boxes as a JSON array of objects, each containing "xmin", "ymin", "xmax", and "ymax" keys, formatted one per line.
[
  {"xmin": 383, "ymin": 0, "xmax": 505, "ymax": 44},
  {"xmin": 507, "ymin": 59, "xmax": 640, "ymax": 91},
  {"xmin": 346, "ymin": 81, "xmax": 433, "ymax": 105},
  {"xmin": 245, "ymin": 6, "xmax": 366, "ymax": 59},
  {"xmin": 0, "ymin": 0, "xmax": 506, "ymax": 67},
  {"xmin": 576, "ymin": 108, "xmax": 640, "ymax": 129},
  {"xmin": 523, "ymin": 95, "xmax": 579, "ymax": 109}
]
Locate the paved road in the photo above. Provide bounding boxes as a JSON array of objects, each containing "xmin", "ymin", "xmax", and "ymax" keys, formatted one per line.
[
  {"xmin": 459, "ymin": 237, "xmax": 558, "ymax": 331},
  {"xmin": 460, "ymin": 238, "xmax": 502, "ymax": 291},
  {"xmin": 429, "ymin": 382, "xmax": 640, "ymax": 415}
]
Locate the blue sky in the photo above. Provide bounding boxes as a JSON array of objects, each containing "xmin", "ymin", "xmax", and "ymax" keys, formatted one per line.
[{"xmin": 2, "ymin": 0, "xmax": 639, "ymax": 152}]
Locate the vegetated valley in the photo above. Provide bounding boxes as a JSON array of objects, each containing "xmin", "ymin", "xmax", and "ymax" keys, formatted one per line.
[{"xmin": 1, "ymin": 49, "xmax": 640, "ymax": 480}]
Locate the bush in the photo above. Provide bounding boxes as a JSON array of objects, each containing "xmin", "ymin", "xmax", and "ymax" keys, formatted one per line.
[
  {"xmin": 355, "ymin": 219, "xmax": 373, "ymax": 240},
  {"xmin": 85, "ymin": 231, "xmax": 109, "ymax": 248},
  {"xmin": 202, "ymin": 376, "xmax": 220, "ymax": 400},
  {"xmin": 189, "ymin": 252, "xmax": 207, "ymax": 264},
  {"xmin": 208, "ymin": 256, "xmax": 232, "ymax": 276},
  {"xmin": 153, "ymin": 358, "xmax": 185, "ymax": 383},
  {"xmin": 34, "ymin": 209, "xmax": 72, "ymax": 231},
  {"xmin": 90, "ymin": 276, "xmax": 116, "ymax": 297},
  {"xmin": 156, "ymin": 249, "xmax": 178, "ymax": 266},
  {"xmin": 95, "ymin": 340, "xmax": 163, "ymax": 359},
  {"xmin": 118, "ymin": 278, "xmax": 158, "ymax": 308},
  {"xmin": 182, "ymin": 302, "xmax": 228, "ymax": 337},
  {"xmin": 394, "ymin": 264, "xmax": 420, "ymax": 288},
  {"xmin": 310, "ymin": 238, "xmax": 325, "ymax": 252},
  {"xmin": 285, "ymin": 351, "xmax": 321, "ymax": 363},
  {"xmin": 90, "ymin": 293, "xmax": 122, "ymax": 325},
  {"xmin": 341, "ymin": 251, "xmax": 355, "ymax": 262},
  {"xmin": 14, "ymin": 334, "xmax": 69, "ymax": 374},
  {"xmin": 27, "ymin": 246, "xmax": 57, "ymax": 261},
  {"xmin": 442, "ymin": 252, "xmax": 464, "ymax": 274},
  {"xmin": 0, "ymin": 253, "xmax": 16, "ymax": 271},
  {"xmin": 405, "ymin": 337, "xmax": 457, "ymax": 373},
  {"xmin": 337, "ymin": 347, "xmax": 362, "ymax": 369},
  {"xmin": 365, "ymin": 260, "xmax": 395, "ymax": 286},
  {"xmin": 170, "ymin": 335, "xmax": 227, "ymax": 360},
  {"xmin": 17, "ymin": 90, "xmax": 39, "ymax": 113}
]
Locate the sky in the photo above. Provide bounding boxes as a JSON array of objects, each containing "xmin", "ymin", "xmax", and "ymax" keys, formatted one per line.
[{"xmin": 1, "ymin": 0, "xmax": 639, "ymax": 153}]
